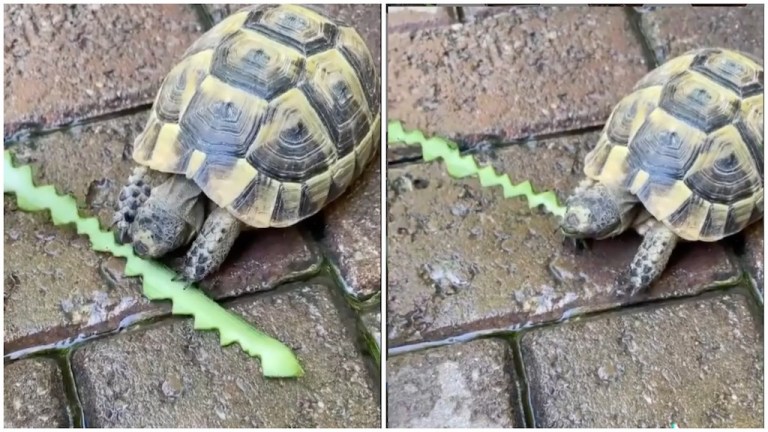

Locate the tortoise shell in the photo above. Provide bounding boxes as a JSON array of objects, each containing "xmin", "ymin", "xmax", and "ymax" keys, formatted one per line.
[
  {"xmin": 584, "ymin": 48, "xmax": 763, "ymax": 241},
  {"xmin": 132, "ymin": 4, "xmax": 380, "ymax": 228}
]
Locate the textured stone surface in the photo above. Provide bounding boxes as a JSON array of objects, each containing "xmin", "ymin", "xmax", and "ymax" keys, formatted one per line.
[
  {"xmin": 387, "ymin": 6, "xmax": 647, "ymax": 146},
  {"xmin": 4, "ymin": 358, "xmax": 70, "ymax": 428},
  {"xmin": 322, "ymin": 157, "xmax": 381, "ymax": 300},
  {"xmin": 742, "ymin": 223, "xmax": 764, "ymax": 297},
  {"xmin": 387, "ymin": 338, "xmax": 522, "ymax": 428},
  {"xmin": 387, "ymin": 6, "xmax": 456, "ymax": 33},
  {"xmin": 638, "ymin": 5, "xmax": 763, "ymax": 64},
  {"xmin": 387, "ymin": 133, "xmax": 740, "ymax": 346},
  {"xmin": 4, "ymin": 4, "xmax": 203, "ymax": 138},
  {"xmin": 4, "ymin": 113, "xmax": 321, "ymax": 353},
  {"xmin": 71, "ymin": 283, "xmax": 380, "ymax": 428},
  {"xmin": 521, "ymin": 292, "xmax": 763, "ymax": 428}
]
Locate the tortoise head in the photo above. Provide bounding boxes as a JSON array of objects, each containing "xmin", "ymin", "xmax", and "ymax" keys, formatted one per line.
[
  {"xmin": 129, "ymin": 175, "xmax": 205, "ymax": 258},
  {"xmin": 130, "ymin": 202, "xmax": 192, "ymax": 258},
  {"xmin": 560, "ymin": 181, "xmax": 636, "ymax": 239}
]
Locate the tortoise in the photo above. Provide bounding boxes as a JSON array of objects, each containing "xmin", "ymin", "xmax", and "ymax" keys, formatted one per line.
[
  {"xmin": 112, "ymin": 4, "xmax": 380, "ymax": 283},
  {"xmin": 560, "ymin": 47, "xmax": 763, "ymax": 295}
]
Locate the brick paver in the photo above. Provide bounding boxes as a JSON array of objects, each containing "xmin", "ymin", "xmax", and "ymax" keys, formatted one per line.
[
  {"xmin": 387, "ymin": 132, "xmax": 739, "ymax": 347},
  {"xmin": 4, "ymin": 358, "xmax": 70, "ymax": 428},
  {"xmin": 387, "ymin": 6, "xmax": 648, "ymax": 149},
  {"xmin": 520, "ymin": 292, "xmax": 763, "ymax": 428},
  {"xmin": 638, "ymin": 5, "xmax": 763, "ymax": 64},
  {"xmin": 3, "ymin": 4, "xmax": 203, "ymax": 138},
  {"xmin": 71, "ymin": 283, "xmax": 380, "ymax": 428},
  {"xmin": 322, "ymin": 159, "xmax": 382, "ymax": 300},
  {"xmin": 387, "ymin": 338, "xmax": 522, "ymax": 428}
]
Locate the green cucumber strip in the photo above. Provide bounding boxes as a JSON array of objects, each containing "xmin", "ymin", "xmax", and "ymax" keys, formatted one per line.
[
  {"xmin": 387, "ymin": 121, "xmax": 566, "ymax": 218},
  {"xmin": 4, "ymin": 150, "xmax": 303, "ymax": 378}
]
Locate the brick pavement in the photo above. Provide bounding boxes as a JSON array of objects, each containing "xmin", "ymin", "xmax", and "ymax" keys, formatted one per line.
[
  {"xmin": 4, "ymin": 4, "xmax": 381, "ymax": 428},
  {"xmin": 387, "ymin": 5, "xmax": 764, "ymax": 428}
]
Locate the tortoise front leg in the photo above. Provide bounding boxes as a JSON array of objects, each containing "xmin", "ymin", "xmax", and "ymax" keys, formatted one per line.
[
  {"xmin": 113, "ymin": 166, "xmax": 169, "ymax": 244},
  {"xmin": 620, "ymin": 220, "xmax": 679, "ymax": 297},
  {"xmin": 178, "ymin": 206, "xmax": 244, "ymax": 283}
]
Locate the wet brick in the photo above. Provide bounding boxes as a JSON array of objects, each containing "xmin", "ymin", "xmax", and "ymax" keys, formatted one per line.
[
  {"xmin": 387, "ymin": 338, "xmax": 523, "ymax": 427},
  {"xmin": 322, "ymin": 158, "xmax": 382, "ymax": 300},
  {"xmin": 638, "ymin": 5, "xmax": 763, "ymax": 64},
  {"xmin": 4, "ymin": 358, "xmax": 69, "ymax": 428},
  {"xmin": 4, "ymin": 4, "xmax": 203, "ymax": 138},
  {"xmin": 71, "ymin": 283, "xmax": 380, "ymax": 428},
  {"xmin": 5, "ymin": 112, "xmax": 320, "ymax": 352},
  {"xmin": 387, "ymin": 132, "xmax": 740, "ymax": 347},
  {"xmin": 387, "ymin": 6, "xmax": 457, "ymax": 33},
  {"xmin": 387, "ymin": 6, "xmax": 647, "ymax": 148},
  {"xmin": 521, "ymin": 291, "xmax": 763, "ymax": 428}
]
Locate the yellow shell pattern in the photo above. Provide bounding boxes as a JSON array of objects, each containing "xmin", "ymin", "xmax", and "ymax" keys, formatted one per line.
[
  {"xmin": 132, "ymin": 5, "xmax": 380, "ymax": 228},
  {"xmin": 584, "ymin": 48, "xmax": 763, "ymax": 241}
]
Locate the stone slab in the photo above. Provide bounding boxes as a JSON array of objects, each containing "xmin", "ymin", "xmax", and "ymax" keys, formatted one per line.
[
  {"xmin": 387, "ymin": 6, "xmax": 647, "ymax": 148},
  {"xmin": 4, "ymin": 357, "xmax": 70, "ymax": 428},
  {"xmin": 321, "ymin": 157, "xmax": 382, "ymax": 300},
  {"xmin": 4, "ymin": 4, "xmax": 203, "ymax": 138},
  {"xmin": 71, "ymin": 283, "xmax": 380, "ymax": 428},
  {"xmin": 520, "ymin": 291, "xmax": 763, "ymax": 428},
  {"xmin": 387, "ymin": 338, "xmax": 522, "ymax": 428},
  {"xmin": 5, "ymin": 112, "xmax": 320, "ymax": 353},
  {"xmin": 387, "ymin": 132, "xmax": 740, "ymax": 346},
  {"xmin": 638, "ymin": 5, "xmax": 763, "ymax": 64}
]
